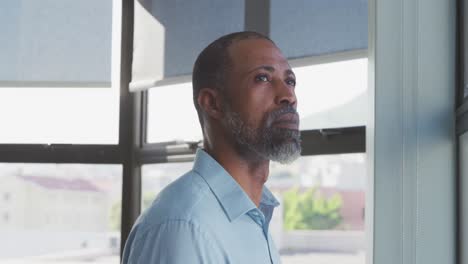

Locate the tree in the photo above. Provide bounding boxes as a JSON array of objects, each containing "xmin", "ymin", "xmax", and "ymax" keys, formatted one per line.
[{"xmin": 283, "ymin": 188, "xmax": 343, "ymax": 230}]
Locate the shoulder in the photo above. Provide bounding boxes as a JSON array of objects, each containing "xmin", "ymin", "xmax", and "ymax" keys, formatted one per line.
[
  {"xmin": 131, "ymin": 169, "xmax": 223, "ymax": 237},
  {"xmin": 142, "ymin": 170, "xmax": 211, "ymax": 223},
  {"xmin": 122, "ymin": 169, "xmax": 231, "ymax": 262},
  {"xmin": 122, "ymin": 218, "xmax": 227, "ymax": 264}
]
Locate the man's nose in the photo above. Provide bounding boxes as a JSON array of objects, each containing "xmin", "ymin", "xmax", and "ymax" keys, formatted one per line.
[{"xmin": 274, "ymin": 80, "xmax": 297, "ymax": 107}]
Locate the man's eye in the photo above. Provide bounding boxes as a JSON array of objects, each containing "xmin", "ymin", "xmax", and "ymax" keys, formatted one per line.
[
  {"xmin": 255, "ymin": 74, "xmax": 269, "ymax": 82},
  {"xmin": 286, "ymin": 78, "xmax": 296, "ymax": 86}
]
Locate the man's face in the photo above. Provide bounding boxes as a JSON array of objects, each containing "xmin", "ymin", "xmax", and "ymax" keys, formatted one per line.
[{"xmin": 222, "ymin": 38, "xmax": 301, "ymax": 164}]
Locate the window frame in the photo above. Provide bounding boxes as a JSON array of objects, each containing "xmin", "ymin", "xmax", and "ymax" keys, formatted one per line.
[{"xmin": 458, "ymin": 102, "xmax": 468, "ymax": 135}]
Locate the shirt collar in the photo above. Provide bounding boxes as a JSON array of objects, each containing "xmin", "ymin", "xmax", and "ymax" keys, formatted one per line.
[{"xmin": 192, "ymin": 148, "xmax": 279, "ymax": 222}]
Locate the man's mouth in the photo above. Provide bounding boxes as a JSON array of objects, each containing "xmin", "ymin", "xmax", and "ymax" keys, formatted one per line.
[{"xmin": 271, "ymin": 113, "xmax": 299, "ymax": 130}]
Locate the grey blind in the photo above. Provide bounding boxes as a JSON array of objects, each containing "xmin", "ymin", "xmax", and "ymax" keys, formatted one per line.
[
  {"xmin": 131, "ymin": 0, "xmax": 244, "ymax": 90},
  {"xmin": 0, "ymin": 0, "xmax": 112, "ymax": 87},
  {"xmin": 271, "ymin": 0, "xmax": 368, "ymax": 59},
  {"xmin": 130, "ymin": 0, "xmax": 367, "ymax": 91}
]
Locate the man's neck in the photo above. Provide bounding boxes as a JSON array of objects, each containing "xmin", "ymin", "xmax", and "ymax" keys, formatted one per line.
[{"xmin": 204, "ymin": 146, "xmax": 269, "ymax": 207}]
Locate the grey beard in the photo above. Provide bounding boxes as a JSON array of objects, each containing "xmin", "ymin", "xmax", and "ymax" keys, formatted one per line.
[{"xmin": 224, "ymin": 109, "xmax": 301, "ymax": 164}]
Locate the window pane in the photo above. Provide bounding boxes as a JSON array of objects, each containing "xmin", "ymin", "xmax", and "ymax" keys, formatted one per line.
[
  {"xmin": 0, "ymin": 88, "xmax": 120, "ymax": 144},
  {"xmin": 142, "ymin": 154, "xmax": 366, "ymax": 264},
  {"xmin": 296, "ymin": 58, "xmax": 368, "ymax": 130},
  {"xmin": 267, "ymin": 154, "xmax": 366, "ymax": 263},
  {"xmin": 146, "ymin": 58, "xmax": 368, "ymax": 143},
  {"xmin": 147, "ymin": 84, "xmax": 202, "ymax": 143},
  {"xmin": 0, "ymin": 163, "xmax": 122, "ymax": 264}
]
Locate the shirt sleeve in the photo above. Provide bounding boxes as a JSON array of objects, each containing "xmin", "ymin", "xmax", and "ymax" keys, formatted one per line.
[{"xmin": 123, "ymin": 219, "xmax": 226, "ymax": 264}]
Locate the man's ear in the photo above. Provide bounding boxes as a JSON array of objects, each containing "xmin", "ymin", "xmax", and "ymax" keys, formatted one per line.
[{"xmin": 197, "ymin": 88, "xmax": 224, "ymax": 120}]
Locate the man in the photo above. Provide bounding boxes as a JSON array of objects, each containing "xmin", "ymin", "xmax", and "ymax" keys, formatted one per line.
[{"xmin": 122, "ymin": 31, "xmax": 301, "ymax": 264}]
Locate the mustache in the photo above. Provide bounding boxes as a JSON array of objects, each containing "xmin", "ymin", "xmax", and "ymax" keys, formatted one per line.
[{"xmin": 266, "ymin": 105, "xmax": 299, "ymax": 126}]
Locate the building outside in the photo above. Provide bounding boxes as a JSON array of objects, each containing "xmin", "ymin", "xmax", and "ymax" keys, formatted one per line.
[{"xmin": 0, "ymin": 170, "xmax": 114, "ymax": 259}]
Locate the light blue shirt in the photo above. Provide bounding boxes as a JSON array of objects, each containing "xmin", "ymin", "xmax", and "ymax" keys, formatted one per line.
[{"xmin": 122, "ymin": 149, "xmax": 281, "ymax": 264}]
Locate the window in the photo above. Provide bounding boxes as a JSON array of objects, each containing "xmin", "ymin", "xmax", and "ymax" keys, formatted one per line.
[
  {"xmin": 293, "ymin": 58, "xmax": 368, "ymax": 130},
  {"xmin": 146, "ymin": 58, "xmax": 368, "ymax": 143},
  {"xmin": 0, "ymin": 1, "xmax": 124, "ymax": 263},
  {"xmin": 147, "ymin": 84, "xmax": 202, "ymax": 143},
  {"xmin": 0, "ymin": 163, "xmax": 122, "ymax": 263},
  {"xmin": 268, "ymin": 154, "xmax": 366, "ymax": 263},
  {"xmin": 0, "ymin": 88, "xmax": 120, "ymax": 144},
  {"xmin": 0, "ymin": 0, "xmax": 121, "ymax": 145}
]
